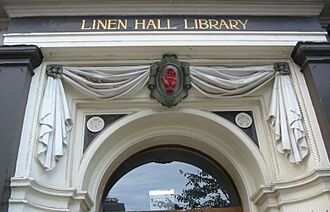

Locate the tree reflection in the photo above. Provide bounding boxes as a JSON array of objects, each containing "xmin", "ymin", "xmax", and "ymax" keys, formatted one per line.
[
  {"xmin": 151, "ymin": 197, "xmax": 175, "ymax": 210},
  {"xmin": 104, "ymin": 161, "xmax": 239, "ymax": 211},
  {"xmin": 176, "ymin": 170, "xmax": 232, "ymax": 209}
]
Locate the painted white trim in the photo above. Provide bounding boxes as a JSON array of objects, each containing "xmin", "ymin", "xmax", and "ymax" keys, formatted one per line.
[
  {"xmin": 3, "ymin": 31, "xmax": 328, "ymax": 48},
  {"xmin": 5, "ymin": 31, "xmax": 328, "ymax": 36}
]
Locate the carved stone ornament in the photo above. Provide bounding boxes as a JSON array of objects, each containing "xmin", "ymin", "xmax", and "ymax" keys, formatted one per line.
[
  {"xmin": 274, "ymin": 62, "xmax": 290, "ymax": 75},
  {"xmin": 46, "ymin": 65, "xmax": 63, "ymax": 79},
  {"xmin": 148, "ymin": 54, "xmax": 191, "ymax": 107}
]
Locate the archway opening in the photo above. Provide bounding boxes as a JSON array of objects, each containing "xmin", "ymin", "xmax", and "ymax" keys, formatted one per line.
[{"xmin": 101, "ymin": 146, "xmax": 242, "ymax": 211}]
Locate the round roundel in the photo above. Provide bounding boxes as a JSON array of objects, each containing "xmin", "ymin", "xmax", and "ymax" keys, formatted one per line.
[
  {"xmin": 87, "ymin": 116, "xmax": 105, "ymax": 132},
  {"xmin": 235, "ymin": 112, "xmax": 253, "ymax": 129}
]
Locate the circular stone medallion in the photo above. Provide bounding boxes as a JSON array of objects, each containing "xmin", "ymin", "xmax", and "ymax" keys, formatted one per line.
[
  {"xmin": 87, "ymin": 116, "xmax": 105, "ymax": 133},
  {"xmin": 235, "ymin": 112, "xmax": 253, "ymax": 129}
]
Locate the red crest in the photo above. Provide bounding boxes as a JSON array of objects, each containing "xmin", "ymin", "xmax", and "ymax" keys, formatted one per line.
[
  {"xmin": 161, "ymin": 67, "xmax": 177, "ymax": 93},
  {"xmin": 148, "ymin": 54, "xmax": 191, "ymax": 107}
]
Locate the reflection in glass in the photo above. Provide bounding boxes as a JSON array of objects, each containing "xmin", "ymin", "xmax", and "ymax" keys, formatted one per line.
[{"xmin": 103, "ymin": 161, "xmax": 237, "ymax": 211}]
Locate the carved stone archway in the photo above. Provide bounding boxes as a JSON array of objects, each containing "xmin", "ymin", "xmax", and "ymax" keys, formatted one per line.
[{"xmin": 74, "ymin": 109, "xmax": 270, "ymax": 212}]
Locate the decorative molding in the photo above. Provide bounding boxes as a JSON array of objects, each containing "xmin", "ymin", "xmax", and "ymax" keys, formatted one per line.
[
  {"xmin": 274, "ymin": 62, "xmax": 290, "ymax": 75},
  {"xmin": 46, "ymin": 64, "xmax": 63, "ymax": 78},
  {"xmin": 9, "ymin": 177, "xmax": 93, "ymax": 211},
  {"xmin": 289, "ymin": 63, "xmax": 321, "ymax": 163},
  {"xmin": 3, "ymin": 32, "xmax": 327, "ymax": 64},
  {"xmin": 251, "ymin": 168, "xmax": 330, "ymax": 210},
  {"xmin": 1, "ymin": 45, "xmax": 321, "ymax": 62},
  {"xmin": 25, "ymin": 65, "xmax": 46, "ymax": 174},
  {"xmin": 263, "ymin": 104, "xmax": 281, "ymax": 178},
  {"xmin": 76, "ymin": 108, "xmax": 270, "ymax": 212},
  {"xmin": 1, "ymin": 0, "xmax": 325, "ymax": 17}
]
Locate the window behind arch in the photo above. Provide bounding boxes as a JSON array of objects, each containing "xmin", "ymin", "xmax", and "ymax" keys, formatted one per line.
[{"xmin": 102, "ymin": 146, "xmax": 242, "ymax": 212}]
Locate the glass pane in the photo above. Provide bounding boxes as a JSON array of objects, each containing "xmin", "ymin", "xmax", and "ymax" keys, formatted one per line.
[{"xmin": 103, "ymin": 161, "xmax": 236, "ymax": 211}]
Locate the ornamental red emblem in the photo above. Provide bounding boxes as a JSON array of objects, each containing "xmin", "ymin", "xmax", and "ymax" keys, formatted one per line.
[
  {"xmin": 161, "ymin": 66, "xmax": 177, "ymax": 93},
  {"xmin": 148, "ymin": 54, "xmax": 191, "ymax": 107}
]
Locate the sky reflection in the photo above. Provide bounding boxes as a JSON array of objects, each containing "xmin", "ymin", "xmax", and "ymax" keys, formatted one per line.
[{"xmin": 107, "ymin": 161, "xmax": 201, "ymax": 211}]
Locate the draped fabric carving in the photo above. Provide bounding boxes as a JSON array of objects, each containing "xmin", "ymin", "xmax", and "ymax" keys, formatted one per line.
[
  {"xmin": 38, "ymin": 65, "xmax": 149, "ymax": 170},
  {"xmin": 38, "ymin": 63, "xmax": 307, "ymax": 170},
  {"xmin": 61, "ymin": 66, "xmax": 150, "ymax": 99},
  {"xmin": 190, "ymin": 65, "xmax": 275, "ymax": 97},
  {"xmin": 38, "ymin": 76, "xmax": 73, "ymax": 171},
  {"xmin": 268, "ymin": 74, "xmax": 308, "ymax": 163},
  {"xmin": 190, "ymin": 64, "xmax": 307, "ymax": 163}
]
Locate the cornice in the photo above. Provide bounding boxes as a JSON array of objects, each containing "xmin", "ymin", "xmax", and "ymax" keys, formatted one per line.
[
  {"xmin": 0, "ymin": 45, "xmax": 43, "ymax": 74},
  {"xmin": 291, "ymin": 41, "xmax": 330, "ymax": 69},
  {"xmin": 1, "ymin": 0, "xmax": 325, "ymax": 18}
]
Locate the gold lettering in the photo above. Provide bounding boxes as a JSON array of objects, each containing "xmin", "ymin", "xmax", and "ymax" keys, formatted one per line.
[
  {"xmin": 238, "ymin": 19, "xmax": 248, "ymax": 30},
  {"xmin": 92, "ymin": 19, "xmax": 97, "ymax": 30},
  {"xmin": 208, "ymin": 19, "xmax": 219, "ymax": 29},
  {"xmin": 157, "ymin": 19, "xmax": 167, "ymax": 29},
  {"xmin": 219, "ymin": 19, "xmax": 229, "ymax": 29},
  {"xmin": 80, "ymin": 17, "xmax": 247, "ymax": 31},
  {"xmin": 81, "ymin": 19, "xmax": 92, "ymax": 30},
  {"xmin": 198, "ymin": 19, "xmax": 209, "ymax": 29},
  {"xmin": 194, "ymin": 19, "xmax": 199, "ymax": 29},
  {"xmin": 184, "ymin": 19, "xmax": 194, "ymax": 29},
  {"xmin": 97, "ymin": 20, "xmax": 107, "ymax": 30},
  {"xmin": 135, "ymin": 19, "xmax": 146, "ymax": 30},
  {"xmin": 118, "ymin": 19, "xmax": 128, "ymax": 29},
  {"xmin": 146, "ymin": 19, "xmax": 157, "ymax": 30},
  {"xmin": 229, "ymin": 19, "xmax": 240, "ymax": 30},
  {"xmin": 107, "ymin": 19, "xmax": 117, "ymax": 30},
  {"xmin": 166, "ymin": 19, "xmax": 177, "ymax": 29}
]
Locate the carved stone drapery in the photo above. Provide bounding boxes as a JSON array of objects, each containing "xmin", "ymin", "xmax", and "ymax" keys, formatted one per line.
[
  {"xmin": 38, "ymin": 67, "xmax": 73, "ymax": 171},
  {"xmin": 38, "ymin": 61, "xmax": 308, "ymax": 170},
  {"xmin": 268, "ymin": 63, "xmax": 308, "ymax": 163}
]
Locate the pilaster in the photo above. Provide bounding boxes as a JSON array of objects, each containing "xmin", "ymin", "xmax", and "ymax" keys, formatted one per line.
[
  {"xmin": 0, "ymin": 45, "xmax": 43, "ymax": 211},
  {"xmin": 291, "ymin": 41, "xmax": 330, "ymax": 160}
]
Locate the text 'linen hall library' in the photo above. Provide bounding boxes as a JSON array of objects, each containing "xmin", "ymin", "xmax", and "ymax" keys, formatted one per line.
[{"xmin": 0, "ymin": 1, "xmax": 330, "ymax": 212}]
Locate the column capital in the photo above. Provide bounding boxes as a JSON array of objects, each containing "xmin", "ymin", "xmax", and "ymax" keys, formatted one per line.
[
  {"xmin": 291, "ymin": 42, "xmax": 330, "ymax": 69},
  {"xmin": 0, "ymin": 45, "xmax": 43, "ymax": 75}
]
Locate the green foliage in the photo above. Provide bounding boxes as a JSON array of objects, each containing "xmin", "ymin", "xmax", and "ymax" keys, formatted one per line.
[{"xmin": 176, "ymin": 170, "xmax": 232, "ymax": 209}]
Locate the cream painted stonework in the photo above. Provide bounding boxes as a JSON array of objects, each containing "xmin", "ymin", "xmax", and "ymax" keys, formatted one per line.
[{"xmin": 7, "ymin": 28, "xmax": 330, "ymax": 212}]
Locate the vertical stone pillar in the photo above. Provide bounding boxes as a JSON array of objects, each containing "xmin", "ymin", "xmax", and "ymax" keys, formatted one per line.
[
  {"xmin": 0, "ymin": 45, "xmax": 43, "ymax": 211},
  {"xmin": 291, "ymin": 42, "xmax": 330, "ymax": 159}
]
